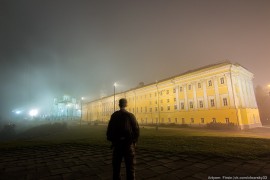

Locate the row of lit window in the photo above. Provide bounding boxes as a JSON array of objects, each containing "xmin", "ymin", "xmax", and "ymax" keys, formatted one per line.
[
  {"xmin": 140, "ymin": 117, "xmax": 230, "ymax": 124},
  {"xmin": 97, "ymin": 98, "xmax": 229, "ymax": 115}
]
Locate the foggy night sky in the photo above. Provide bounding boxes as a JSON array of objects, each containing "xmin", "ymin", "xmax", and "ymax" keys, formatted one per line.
[{"xmin": 0, "ymin": 0, "xmax": 270, "ymax": 119}]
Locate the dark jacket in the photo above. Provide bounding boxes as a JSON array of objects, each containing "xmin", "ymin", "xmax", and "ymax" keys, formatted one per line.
[{"xmin": 107, "ymin": 109, "xmax": 139, "ymax": 145}]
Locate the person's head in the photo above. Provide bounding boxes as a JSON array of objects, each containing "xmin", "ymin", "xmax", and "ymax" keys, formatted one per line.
[{"xmin": 119, "ymin": 98, "xmax": 127, "ymax": 109}]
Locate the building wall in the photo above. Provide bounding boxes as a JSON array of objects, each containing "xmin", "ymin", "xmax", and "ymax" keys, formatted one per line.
[{"xmin": 83, "ymin": 63, "xmax": 262, "ymax": 129}]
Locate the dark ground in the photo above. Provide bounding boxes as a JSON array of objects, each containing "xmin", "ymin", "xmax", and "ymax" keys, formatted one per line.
[{"xmin": 0, "ymin": 143, "xmax": 270, "ymax": 180}]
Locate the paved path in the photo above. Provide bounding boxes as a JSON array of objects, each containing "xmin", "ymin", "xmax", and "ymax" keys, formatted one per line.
[{"xmin": 0, "ymin": 144, "xmax": 270, "ymax": 180}]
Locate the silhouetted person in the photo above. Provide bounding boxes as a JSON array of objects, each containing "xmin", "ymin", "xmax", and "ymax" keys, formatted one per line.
[{"xmin": 107, "ymin": 98, "xmax": 140, "ymax": 180}]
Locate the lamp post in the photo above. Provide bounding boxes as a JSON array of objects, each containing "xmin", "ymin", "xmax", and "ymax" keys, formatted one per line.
[
  {"xmin": 156, "ymin": 80, "xmax": 160, "ymax": 130},
  {"xmin": 114, "ymin": 83, "xmax": 116, "ymax": 112},
  {"xmin": 268, "ymin": 85, "xmax": 270, "ymax": 96},
  {"xmin": 80, "ymin": 97, "xmax": 84, "ymax": 127}
]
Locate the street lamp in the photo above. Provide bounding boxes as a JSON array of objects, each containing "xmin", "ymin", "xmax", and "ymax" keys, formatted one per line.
[
  {"xmin": 80, "ymin": 97, "xmax": 84, "ymax": 127},
  {"xmin": 114, "ymin": 83, "xmax": 117, "ymax": 112},
  {"xmin": 29, "ymin": 109, "xmax": 38, "ymax": 119},
  {"xmin": 156, "ymin": 80, "xmax": 160, "ymax": 130}
]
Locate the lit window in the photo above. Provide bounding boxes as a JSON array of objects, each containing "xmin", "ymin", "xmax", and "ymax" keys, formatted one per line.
[
  {"xmin": 168, "ymin": 118, "xmax": 171, "ymax": 123},
  {"xmin": 174, "ymin": 98, "xmax": 176, "ymax": 102},
  {"xmin": 161, "ymin": 107, "xmax": 163, "ymax": 111},
  {"xmin": 174, "ymin": 105, "xmax": 177, "ymax": 110},
  {"xmin": 212, "ymin": 118, "xmax": 216, "ymax": 123},
  {"xmin": 188, "ymin": 84, "xmax": 192, "ymax": 90},
  {"xmin": 155, "ymin": 107, "xmax": 158, "ymax": 112},
  {"xmin": 175, "ymin": 118, "xmax": 178, "ymax": 123},
  {"xmin": 180, "ymin": 87, "xmax": 183, "ymax": 92},
  {"xmin": 198, "ymin": 83, "xmax": 201, "ymax": 88},
  {"xmin": 225, "ymin": 118, "xmax": 230, "ymax": 124},
  {"xmin": 173, "ymin": 88, "xmax": 176, "ymax": 93},
  {"xmin": 167, "ymin": 99, "xmax": 170, "ymax": 103},
  {"xmin": 191, "ymin": 118, "xmax": 194, "ymax": 123},
  {"xmin": 167, "ymin": 106, "xmax": 170, "ymax": 110},
  {"xmin": 223, "ymin": 98, "xmax": 228, "ymax": 106},
  {"xmin": 182, "ymin": 118, "xmax": 185, "ymax": 124}
]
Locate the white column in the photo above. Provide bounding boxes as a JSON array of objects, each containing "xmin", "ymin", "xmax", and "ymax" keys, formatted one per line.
[
  {"xmin": 193, "ymin": 83, "xmax": 197, "ymax": 109},
  {"xmin": 183, "ymin": 84, "xmax": 188, "ymax": 111},
  {"xmin": 248, "ymin": 80, "xmax": 257, "ymax": 108},
  {"xmin": 225, "ymin": 73, "xmax": 235, "ymax": 108},
  {"xmin": 214, "ymin": 77, "xmax": 220, "ymax": 108},
  {"xmin": 175, "ymin": 85, "xmax": 180, "ymax": 110},
  {"xmin": 237, "ymin": 77, "xmax": 246, "ymax": 108},
  {"xmin": 202, "ymin": 80, "xmax": 208, "ymax": 109},
  {"xmin": 243, "ymin": 78, "xmax": 251, "ymax": 108}
]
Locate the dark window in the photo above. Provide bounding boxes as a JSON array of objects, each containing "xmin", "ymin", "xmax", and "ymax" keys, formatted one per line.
[
  {"xmin": 181, "ymin": 102, "xmax": 184, "ymax": 110},
  {"xmin": 220, "ymin": 77, "xmax": 225, "ymax": 84},
  {"xmin": 223, "ymin": 98, "xmax": 228, "ymax": 106},
  {"xmin": 208, "ymin": 80, "xmax": 212, "ymax": 86},
  {"xmin": 201, "ymin": 118, "xmax": 204, "ymax": 124},
  {"xmin": 199, "ymin": 100, "xmax": 203, "ymax": 108},
  {"xmin": 190, "ymin": 101, "xmax": 193, "ymax": 108},
  {"xmin": 210, "ymin": 99, "xmax": 215, "ymax": 107}
]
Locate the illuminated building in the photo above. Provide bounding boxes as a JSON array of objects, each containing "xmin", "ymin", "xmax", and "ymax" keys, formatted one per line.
[
  {"xmin": 83, "ymin": 62, "xmax": 262, "ymax": 129},
  {"xmin": 52, "ymin": 95, "xmax": 81, "ymax": 120}
]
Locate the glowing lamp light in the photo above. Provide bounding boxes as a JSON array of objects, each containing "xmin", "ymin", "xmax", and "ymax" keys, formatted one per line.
[{"xmin": 29, "ymin": 109, "xmax": 38, "ymax": 117}]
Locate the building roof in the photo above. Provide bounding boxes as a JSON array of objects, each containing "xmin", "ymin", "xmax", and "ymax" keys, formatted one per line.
[{"xmin": 87, "ymin": 61, "xmax": 248, "ymax": 103}]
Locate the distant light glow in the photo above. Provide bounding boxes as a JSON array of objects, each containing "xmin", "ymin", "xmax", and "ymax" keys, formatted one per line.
[
  {"xmin": 114, "ymin": 82, "xmax": 117, "ymax": 87},
  {"xmin": 15, "ymin": 110, "xmax": 21, "ymax": 114},
  {"xmin": 29, "ymin": 109, "xmax": 38, "ymax": 117}
]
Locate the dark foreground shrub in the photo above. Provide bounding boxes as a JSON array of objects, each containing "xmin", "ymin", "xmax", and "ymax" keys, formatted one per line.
[{"xmin": 206, "ymin": 122, "xmax": 238, "ymax": 130}]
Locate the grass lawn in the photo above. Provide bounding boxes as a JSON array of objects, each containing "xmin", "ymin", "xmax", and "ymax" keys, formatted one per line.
[{"xmin": 1, "ymin": 124, "xmax": 270, "ymax": 159}]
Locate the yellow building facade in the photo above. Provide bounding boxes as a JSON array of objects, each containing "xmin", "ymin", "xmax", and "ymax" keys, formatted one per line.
[{"xmin": 82, "ymin": 62, "xmax": 262, "ymax": 129}]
